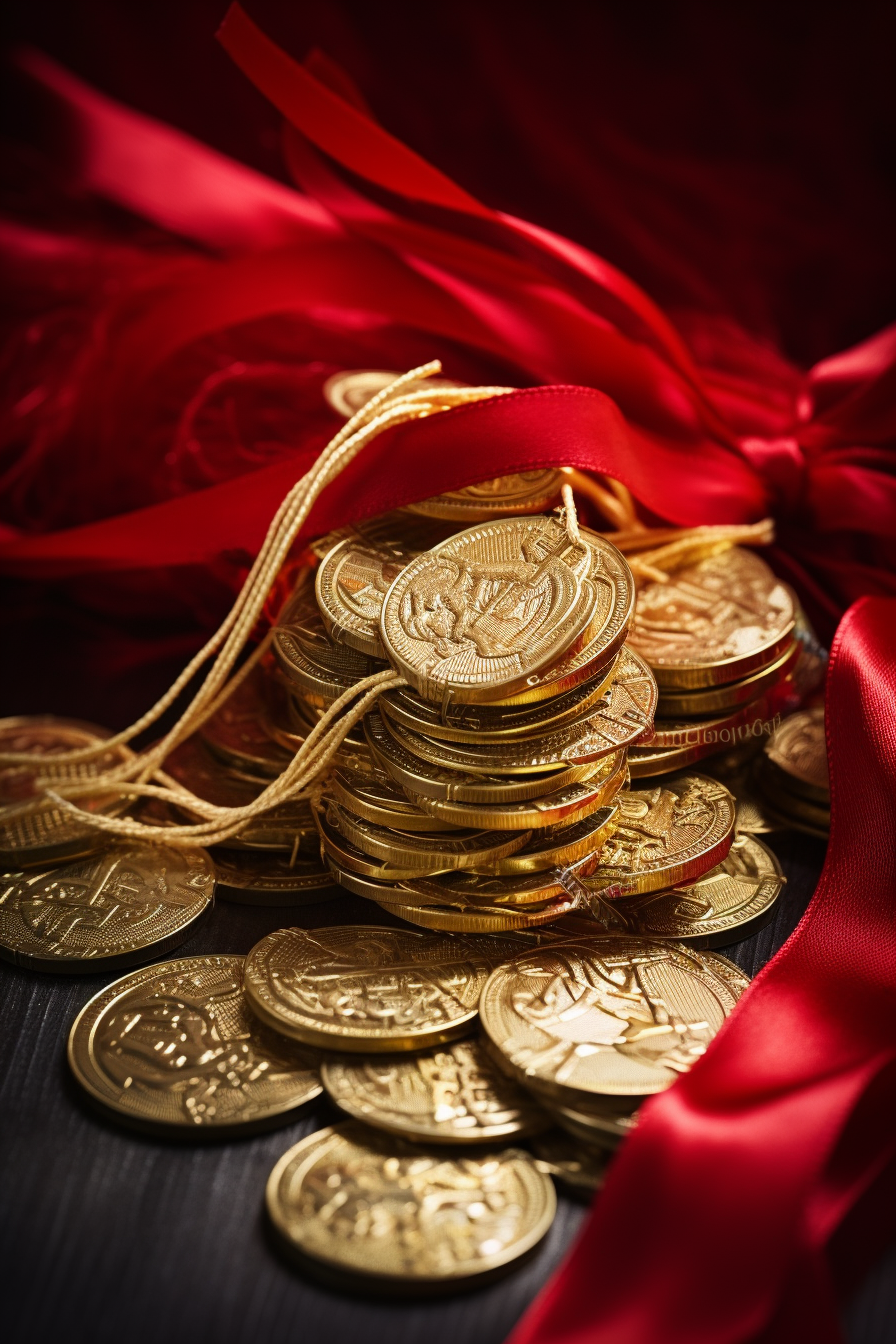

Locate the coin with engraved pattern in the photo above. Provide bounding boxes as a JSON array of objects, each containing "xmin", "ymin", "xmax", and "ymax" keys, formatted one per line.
[
  {"xmin": 316, "ymin": 536, "xmax": 411, "ymax": 659},
  {"xmin": 243, "ymin": 925, "xmax": 530, "ymax": 1051},
  {"xmin": 468, "ymin": 806, "xmax": 618, "ymax": 875},
  {"xmin": 764, "ymin": 707, "xmax": 829, "ymax": 802},
  {"xmin": 627, "ymin": 547, "xmax": 796, "ymax": 688},
  {"xmin": 405, "ymin": 470, "xmax": 564, "ymax": 523},
  {"xmin": 212, "ymin": 848, "xmax": 341, "ymax": 906},
  {"xmin": 586, "ymin": 775, "xmax": 736, "ymax": 898},
  {"xmin": 379, "ymin": 894, "xmax": 576, "ymax": 934},
  {"xmin": 0, "ymin": 716, "xmax": 135, "ymax": 868},
  {"xmin": 322, "ymin": 797, "xmax": 530, "ymax": 872},
  {"xmin": 321, "ymin": 1036, "xmax": 549, "ymax": 1143},
  {"xmin": 328, "ymin": 764, "xmax": 460, "ymax": 833},
  {"xmin": 480, "ymin": 936, "xmax": 749, "ymax": 1099},
  {"xmin": 266, "ymin": 1122, "xmax": 556, "ymax": 1290},
  {"xmin": 656, "ymin": 640, "xmax": 799, "ymax": 718},
  {"xmin": 68, "ymin": 954, "xmax": 322, "ymax": 1132},
  {"xmin": 0, "ymin": 842, "xmax": 214, "ymax": 972},
  {"xmin": 380, "ymin": 517, "xmax": 633, "ymax": 705},
  {"xmin": 316, "ymin": 808, "xmax": 450, "ymax": 881}
]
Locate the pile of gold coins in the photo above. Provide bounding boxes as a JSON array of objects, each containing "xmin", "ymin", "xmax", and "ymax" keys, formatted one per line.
[{"xmin": 0, "ymin": 369, "xmax": 832, "ymax": 1295}]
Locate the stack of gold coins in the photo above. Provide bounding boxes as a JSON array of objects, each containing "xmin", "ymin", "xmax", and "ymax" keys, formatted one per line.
[
  {"xmin": 755, "ymin": 706, "xmax": 830, "ymax": 837},
  {"xmin": 288, "ymin": 510, "xmax": 661, "ymax": 933},
  {"xmin": 625, "ymin": 547, "xmax": 807, "ymax": 778}
]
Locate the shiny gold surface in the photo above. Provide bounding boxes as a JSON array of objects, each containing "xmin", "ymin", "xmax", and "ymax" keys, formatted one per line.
[
  {"xmin": 468, "ymin": 806, "xmax": 618, "ymax": 875},
  {"xmin": 765, "ymin": 707, "xmax": 829, "ymax": 801},
  {"xmin": 323, "ymin": 797, "xmax": 530, "ymax": 871},
  {"xmin": 199, "ymin": 667, "xmax": 292, "ymax": 780},
  {"xmin": 212, "ymin": 848, "xmax": 341, "ymax": 906},
  {"xmin": 656, "ymin": 641, "xmax": 799, "ymax": 717},
  {"xmin": 328, "ymin": 764, "xmax": 461, "ymax": 833},
  {"xmin": 405, "ymin": 470, "xmax": 564, "ymax": 522},
  {"xmin": 316, "ymin": 535, "xmax": 409, "ymax": 659}
]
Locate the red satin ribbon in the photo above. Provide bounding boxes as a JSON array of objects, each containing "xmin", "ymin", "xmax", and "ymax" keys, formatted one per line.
[{"xmin": 509, "ymin": 596, "xmax": 896, "ymax": 1344}]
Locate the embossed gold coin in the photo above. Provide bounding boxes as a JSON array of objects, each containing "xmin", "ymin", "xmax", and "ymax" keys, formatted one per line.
[
  {"xmin": 328, "ymin": 764, "xmax": 460, "ymax": 833},
  {"xmin": 765, "ymin": 706, "xmax": 829, "ymax": 802},
  {"xmin": 68, "ymin": 954, "xmax": 322, "ymax": 1132},
  {"xmin": 405, "ymin": 470, "xmax": 565, "ymax": 523},
  {"xmin": 316, "ymin": 536, "xmax": 410, "ymax": 658},
  {"xmin": 627, "ymin": 547, "xmax": 796, "ymax": 688},
  {"xmin": 199, "ymin": 667, "xmax": 293, "ymax": 780},
  {"xmin": 243, "ymin": 924, "xmax": 529, "ymax": 1051},
  {"xmin": 212, "ymin": 848, "xmax": 341, "ymax": 906},
  {"xmin": 627, "ymin": 738, "xmax": 718, "ymax": 777},
  {"xmin": 321, "ymin": 1036, "xmax": 549, "ymax": 1143},
  {"xmin": 469, "ymin": 807, "xmax": 618, "ymax": 875},
  {"xmin": 480, "ymin": 936, "xmax": 749, "ymax": 1098},
  {"xmin": 0, "ymin": 842, "xmax": 214, "ymax": 972},
  {"xmin": 380, "ymin": 517, "xmax": 634, "ymax": 705},
  {"xmin": 586, "ymin": 775, "xmax": 736, "ymax": 897},
  {"xmin": 656, "ymin": 641, "xmax": 800, "ymax": 718},
  {"xmin": 0, "ymin": 716, "xmax": 134, "ymax": 868},
  {"xmin": 322, "ymin": 797, "xmax": 530, "ymax": 871},
  {"xmin": 273, "ymin": 584, "xmax": 381, "ymax": 706},
  {"xmin": 316, "ymin": 808, "xmax": 449, "ymax": 881},
  {"xmin": 266, "ymin": 1122, "xmax": 556, "ymax": 1290}
]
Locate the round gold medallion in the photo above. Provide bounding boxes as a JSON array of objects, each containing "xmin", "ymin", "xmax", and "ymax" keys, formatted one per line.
[
  {"xmin": 322, "ymin": 797, "xmax": 530, "ymax": 871},
  {"xmin": 68, "ymin": 954, "xmax": 322, "ymax": 1132},
  {"xmin": 469, "ymin": 806, "xmax": 618, "ymax": 875},
  {"xmin": 765, "ymin": 707, "xmax": 828, "ymax": 801},
  {"xmin": 266, "ymin": 1122, "xmax": 556, "ymax": 1291},
  {"xmin": 316, "ymin": 536, "xmax": 410, "ymax": 659},
  {"xmin": 656, "ymin": 641, "xmax": 799, "ymax": 718},
  {"xmin": 321, "ymin": 1036, "xmax": 549, "ymax": 1143},
  {"xmin": 405, "ymin": 470, "xmax": 564, "ymax": 523},
  {"xmin": 328, "ymin": 764, "xmax": 460, "ymax": 833},
  {"xmin": 548, "ymin": 1097, "xmax": 640, "ymax": 1150},
  {"xmin": 480, "ymin": 936, "xmax": 749, "ymax": 1098},
  {"xmin": 0, "ymin": 842, "xmax": 214, "ymax": 972},
  {"xmin": 242, "ymin": 924, "xmax": 528, "ymax": 1052}
]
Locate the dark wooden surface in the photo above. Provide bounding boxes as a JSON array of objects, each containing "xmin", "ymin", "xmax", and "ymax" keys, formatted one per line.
[{"xmin": 1, "ymin": 832, "xmax": 892, "ymax": 1344}]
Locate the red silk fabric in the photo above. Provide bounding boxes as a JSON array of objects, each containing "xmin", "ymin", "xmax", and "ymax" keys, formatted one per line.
[{"xmin": 510, "ymin": 596, "xmax": 896, "ymax": 1344}]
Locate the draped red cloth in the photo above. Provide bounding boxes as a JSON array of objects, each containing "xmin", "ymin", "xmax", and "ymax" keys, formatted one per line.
[{"xmin": 1, "ymin": 8, "xmax": 895, "ymax": 1340}]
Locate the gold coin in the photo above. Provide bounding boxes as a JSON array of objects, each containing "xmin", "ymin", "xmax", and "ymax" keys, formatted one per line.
[
  {"xmin": 243, "ymin": 924, "xmax": 530, "ymax": 1051},
  {"xmin": 212, "ymin": 848, "xmax": 341, "ymax": 906},
  {"xmin": 384, "ymin": 648, "xmax": 654, "ymax": 774},
  {"xmin": 322, "ymin": 862, "xmax": 413, "ymax": 902},
  {"xmin": 366, "ymin": 708, "xmax": 608, "ymax": 804},
  {"xmin": 656, "ymin": 641, "xmax": 800, "ymax": 718},
  {"xmin": 627, "ymin": 547, "xmax": 796, "ymax": 688},
  {"xmin": 323, "ymin": 797, "xmax": 531, "ymax": 871},
  {"xmin": 406, "ymin": 752, "xmax": 628, "ymax": 831},
  {"xmin": 570, "ymin": 833, "xmax": 784, "ymax": 946},
  {"xmin": 0, "ymin": 716, "xmax": 134, "ymax": 868},
  {"xmin": 316, "ymin": 808, "xmax": 449, "ymax": 881},
  {"xmin": 379, "ymin": 655, "xmax": 619, "ymax": 743},
  {"xmin": 480, "ymin": 936, "xmax": 749, "ymax": 1099},
  {"xmin": 531, "ymin": 1130, "xmax": 611, "ymax": 1198},
  {"xmin": 379, "ymin": 517, "xmax": 634, "ymax": 705},
  {"xmin": 627, "ymin": 739, "xmax": 718, "ymax": 777},
  {"xmin": 322, "ymin": 368, "xmax": 462, "ymax": 418},
  {"xmin": 399, "ymin": 864, "xmax": 590, "ymax": 909},
  {"xmin": 309, "ymin": 508, "xmax": 456, "ymax": 561},
  {"xmin": 266, "ymin": 1122, "xmax": 556, "ymax": 1290},
  {"xmin": 328, "ymin": 763, "xmax": 461, "ymax": 833},
  {"xmin": 547, "ymin": 1097, "xmax": 640, "ymax": 1150},
  {"xmin": 320, "ymin": 1036, "xmax": 549, "ymax": 1143},
  {"xmin": 268, "ymin": 690, "xmax": 378, "ymax": 777},
  {"xmin": 756, "ymin": 759, "xmax": 831, "ymax": 833},
  {"xmin": 199, "ymin": 666, "xmax": 293, "ymax": 780},
  {"xmin": 273, "ymin": 585, "xmax": 380, "ymax": 705},
  {"xmin": 406, "ymin": 470, "xmax": 564, "ymax": 523},
  {"xmin": 469, "ymin": 806, "xmax": 618, "ymax": 875},
  {"xmin": 164, "ymin": 737, "xmax": 318, "ymax": 853},
  {"xmin": 586, "ymin": 774, "xmax": 736, "ymax": 897},
  {"xmin": 379, "ymin": 894, "xmax": 575, "ymax": 933},
  {"xmin": 765, "ymin": 706, "xmax": 829, "ymax": 802},
  {"xmin": 68, "ymin": 954, "xmax": 322, "ymax": 1133},
  {"xmin": 0, "ymin": 842, "xmax": 214, "ymax": 972},
  {"xmin": 645, "ymin": 700, "xmax": 785, "ymax": 754},
  {"xmin": 316, "ymin": 535, "xmax": 411, "ymax": 659}
]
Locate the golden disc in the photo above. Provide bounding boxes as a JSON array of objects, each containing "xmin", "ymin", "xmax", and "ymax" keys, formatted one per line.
[
  {"xmin": 400, "ymin": 863, "xmax": 589, "ymax": 908},
  {"xmin": 316, "ymin": 807, "xmax": 449, "ymax": 881},
  {"xmin": 212, "ymin": 848, "xmax": 341, "ymax": 906},
  {"xmin": 68, "ymin": 954, "xmax": 322, "ymax": 1133},
  {"xmin": 405, "ymin": 470, "xmax": 564, "ymax": 522},
  {"xmin": 322, "ymin": 368, "xmax": 462, "ymax": 418},
  {"xmin": 322, "ymin": 796, "xmax": 530, "ymax": 871},
  {"xmin": 764, "ymin": 706, "xmax": 829, "ymax": 802},
  {"xmin": 381, "ymin": 893, "xmax": 575, "ymax": 933},
  {"xmin": 656, "ymin": 641, "xmax": 800, "ymax": 718},
  {"xmin": 316, "ymin": 535, "xmax": 411, "ymax": 659},
  {"xmin": 468, "ymin": 805, "xmax": 618, "ymax": 875},
  {"xmin": 547, "ymin": 1097, "xmax": 640, "ymax": 1150},
  {"xmin": 199, "ymin": 666, "xmax": 293, "ymax": 780},
  {"xmin": 328, "ymin": 763, "xmax": 461, "ymax": 833}
]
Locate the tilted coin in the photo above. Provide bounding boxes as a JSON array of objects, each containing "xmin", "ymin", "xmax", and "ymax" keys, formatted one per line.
[
  {"xmin": 68, "ymin": 954, "xmax": 322, "ymax": 1132},
  {"xmin": 309, "ymin": 508, "xmax": 455, "ymax": 561},
  {"xmin": 547, "ymin": 1097, "xmax": 640, "ymax": 1151},
  {"xmin": 316, "ymin": 535, "xmax": 410, "ymax": 658},
  {"xmin": 271, "ymin": 694, "xmax": 378, "ymax": 776},
  {"xmin": 377, "ymin": 894, "xmax": 576, "ymax": 933},
  {"xmin": 212, "ymin": 848, "xmax": 341, "ymax": 906},
  {"xmin": 321, "ymin": 1035, "xmax": 549, "ymax": 1143},
  {"xmin": 243, "ymin": 924, "xmax": 530, "ymax": 1051},
  {"xmin": 627, "ymin": 546, "xmax": 796, "ymax": 688},
  {"xmin": 322, "ymin": 797, "xmax": 530, "ymax": 872},
  {"xmin": 469, "ymin": 806, "xmax": 618, "ymax": 875},
  {"xmin": 316, "ymin": 808, "xmax": 449, "ymax": 881},
  {"xmin": 406, "ymin": 753, "xmax": 627, "ymax": 831},
  {"xmin": 0, "ymin": 716, "xmax": 134, "ymax": 868},
  {"xmin": 323, "ymin": 862, "xmax": 416, "ymax": 902},
  {"xmin": 267, "ymin": 1122, "xmax": 556, "ymax": 1290},
  {"xmin": 531, "ymin": 1130, "xmax": 611, "ymax": 1198},
  {"xmin": 406, "ymin": 470, "xmax": 565, "ymax": 523},
  {"xmin": 479, "ymin": 936, "xmax": 750, "ymax": 1098},
  {"xmin": 764, "ymin": 706, "xmax": 829, "ymax": 802},
  {"xmin": 0, "ymin": 842, "xmax": 214, "ymax": 972},
  {"xmin": 755, "ymin": 758, "xmax": 831, "ymax": 835},
  {"xmin": 328, "ymin": 763, "xmax": 461, "ymax": 833},
  {"xmin": 322, "ymin": 367, "xmax": 462, "ymax": 418},
  {"xmin": 273, "ymin": 586, "xmax": 380, "ymax": 705},
  {"xmin": 380, "ymin": 517, "xmax": 634, "ymax": 705},
  {"xmin": 656, "ymin": 641, "xmax": 800, "ymax": 718},
  {"xmin": 586, "ymin": 774, "xmax": 736, "ymax": 897},
  {"xmin": 398, "ymin": 863, "xmax": 595, "ymax": 909},
  {"xmin": 379, "ymin": 655, "xmax": 620, "ymax": 743},
  {"xmin": 199, "ymin": 666, "xmax": 293, "ymax": 781},
  {"xmin": 628, "ymin": 738, "xmax": 721, "ymax": 777}
]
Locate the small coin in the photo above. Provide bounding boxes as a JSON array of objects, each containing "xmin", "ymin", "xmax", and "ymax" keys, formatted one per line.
[
  {"xmin": 531, "ymin": 1130, "xmax": 612, "ymax": 1197},
  {"xmin": 321, "ymin": 1036, "xmax": 549, "ymax": 1143},
  {"xmin": 586, "ymin": 774, "xmax": 736, "ymax": 897},
  {"xmin": 406, "ymin": 753, "xmax": 628, "ymax": 831},
  {"xmin": 243, "ymin": 924, "xmax": 530, "ymax": 1051},
  {"xmin": 212, "ymin": 848, "xmax": 341, "ymax": 906},
  {"xmin": 68, "ymin": 954, "xmax": 322, "ymax": 1132},
  {"xmin": 328, "ymin": 764, "xmax": 461, "ymax": 833},
  {"xmin": 656, "ymin": 641, "xmax": 800, "ymax": 718},
  {"xmin": 199, "ymin": 666, "xmax": 293, "ymax": 780},
  {"xmin": 406, "ymin": 470, "xmax": 565, "ymax": 523},
  {"xmin": 322, "ymin": 368, "xmax": 462, "ymax": 418},
  {"xmin": 0, "ymin": 716, "xmax": 134, "ymax": 868},
  {"xmin": 267, "ymin": 1122, "xmax": 556, "ymax": 1290},
  {"xmin": 380, "ymin": 517, "xmax": 633, "ymax": 705},
  {"xmin": 316, "ymin": 535, "xmax": 411, "ymax": 658},
  {"xmin": 323, "ymin": 797, "xmax": 530, "ymax": 872},
  {"xmin": 469, "ymin": 807, "xmax": 618, "ymax": 875},
  {"xmin": 764, "ymin": 707, "xmax": 829, "ymax": 801},
  {"xmin": 0, "ymin": 842, "xmax": 214, "ymax": 973},
  {"xmin": 627, "ymin": 547, "xmax": 796, "ymax": 688},
  {"xmin": 480, "ymin": 936, "xmax": 749, "ymax": 1099}
]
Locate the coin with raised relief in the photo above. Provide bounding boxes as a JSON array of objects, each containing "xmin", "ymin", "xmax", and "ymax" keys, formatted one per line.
[
  {"xmin": 765, "ymin": 707, "xmax": 829, "ymax": 802},
  {"xmin": 316, "ymin": 536, "xmax": 411, "ymax": 659},
  {"xmin": 243, "ymin": 924, "xmax": 529, "ymax": 1052},
  {"xmin": 480, "ymin": 936, "xmax": 749, "ymax": 1099},
  {"xmin": 328, "ymin": 764, "xmax": 460, "ymax": 833},
  {"xmin": 627, "ymin": 547, "xmax": 795, "ymax": 688},
  {"xmin": 321, "ymin": 1036, "xmax": 549, "ymax": 1143},
  {"xmin": 0, "ymin": 716, "xmax": 134, "ymax": 868},
  {"xmin": 266, "ymin": 1122, "xmax": 556, "ymax": 1290},
  {"xmin": 212, "ymin": 848, "xmax": 341, "ymax": 906},
  {"xmin": 0, "ymin": 842, "xmax": 214, "ymax": 972},
  {"xmin": 586, "ymin": 774, "xmax": 736, "ymax": 898},
  {"xmin": 380, "ymin": 517, "xmax": 633, "ymax": 705},
  {"xmin": 322, "ymin": 796, "xmax": 530, "ymax": 872},
  {"xmin": 68, "ymin": 954, "xmax": 322, "ymax": 1132},
  {"xmin": 656, "ymin": 640, "xmax": 799, "ymax": 718}
]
